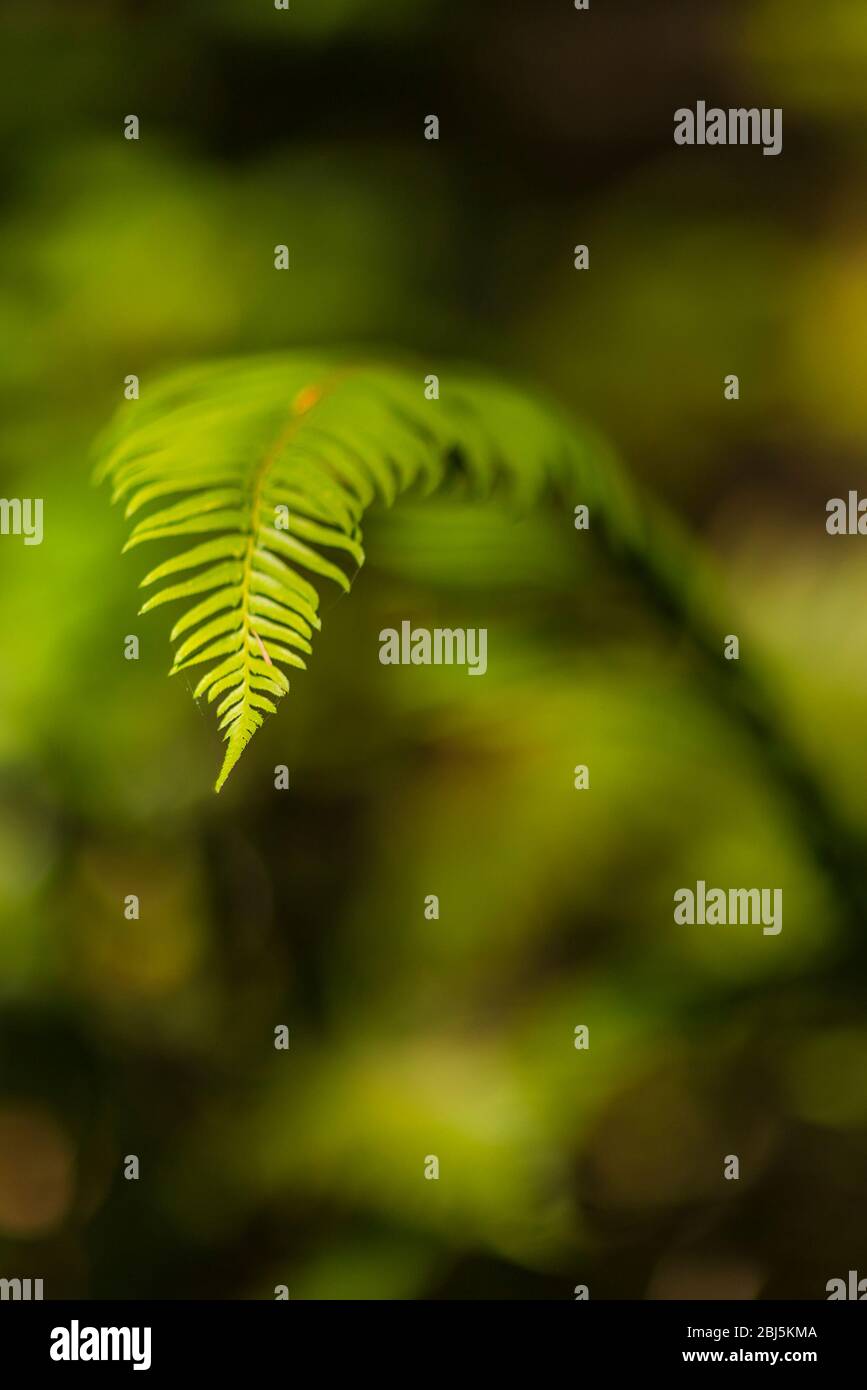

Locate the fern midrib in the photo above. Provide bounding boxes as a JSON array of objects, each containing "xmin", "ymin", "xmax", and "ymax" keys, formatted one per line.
[
  {"xmin": 237, "ymin": 421, "xmax": 290, "ymax": 704},
  {"xmin": 232, "ymin": 371, "xmax": 353, "ymax": 747}
]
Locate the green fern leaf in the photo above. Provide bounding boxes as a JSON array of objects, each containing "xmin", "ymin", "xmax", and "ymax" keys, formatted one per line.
[{"xmin": 95, "ymin": 352, "xmax": 645, "ymax": 792}]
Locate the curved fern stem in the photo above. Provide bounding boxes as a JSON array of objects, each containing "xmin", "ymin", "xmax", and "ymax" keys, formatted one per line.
[{"xmin": 590, "ymin": 498, "xmax": 867, "ymax": 945}]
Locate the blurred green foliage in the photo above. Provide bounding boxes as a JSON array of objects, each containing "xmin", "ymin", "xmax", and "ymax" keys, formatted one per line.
[{"xmin": 0, "ymin": 0, "xmax": 866, "ymax": 1299}]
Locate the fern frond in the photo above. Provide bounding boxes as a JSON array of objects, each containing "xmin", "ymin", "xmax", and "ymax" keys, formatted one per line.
[
  {"xmin": 95, "ymin": 349, "xmax": 732, "ymax": 796},
  {"xmin": 97, "ymin": 352, "xmax": 626, "ymax": 791}
]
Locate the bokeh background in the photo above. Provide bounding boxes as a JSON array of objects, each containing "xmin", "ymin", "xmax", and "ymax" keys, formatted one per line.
[{"xmin": 1, "ymin": 0, "xmax": 866, "ymax": 1299}]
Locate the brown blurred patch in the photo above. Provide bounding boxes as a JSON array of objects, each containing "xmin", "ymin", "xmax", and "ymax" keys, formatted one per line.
[{"xmin": 0, "ymin": 1104, "xmax": 75, "ymax": 1236}]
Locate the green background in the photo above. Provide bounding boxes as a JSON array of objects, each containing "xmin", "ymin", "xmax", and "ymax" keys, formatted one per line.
[{"xmin": 0, "ymin": 0, "xmax": 866, "ymax": 1298}]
